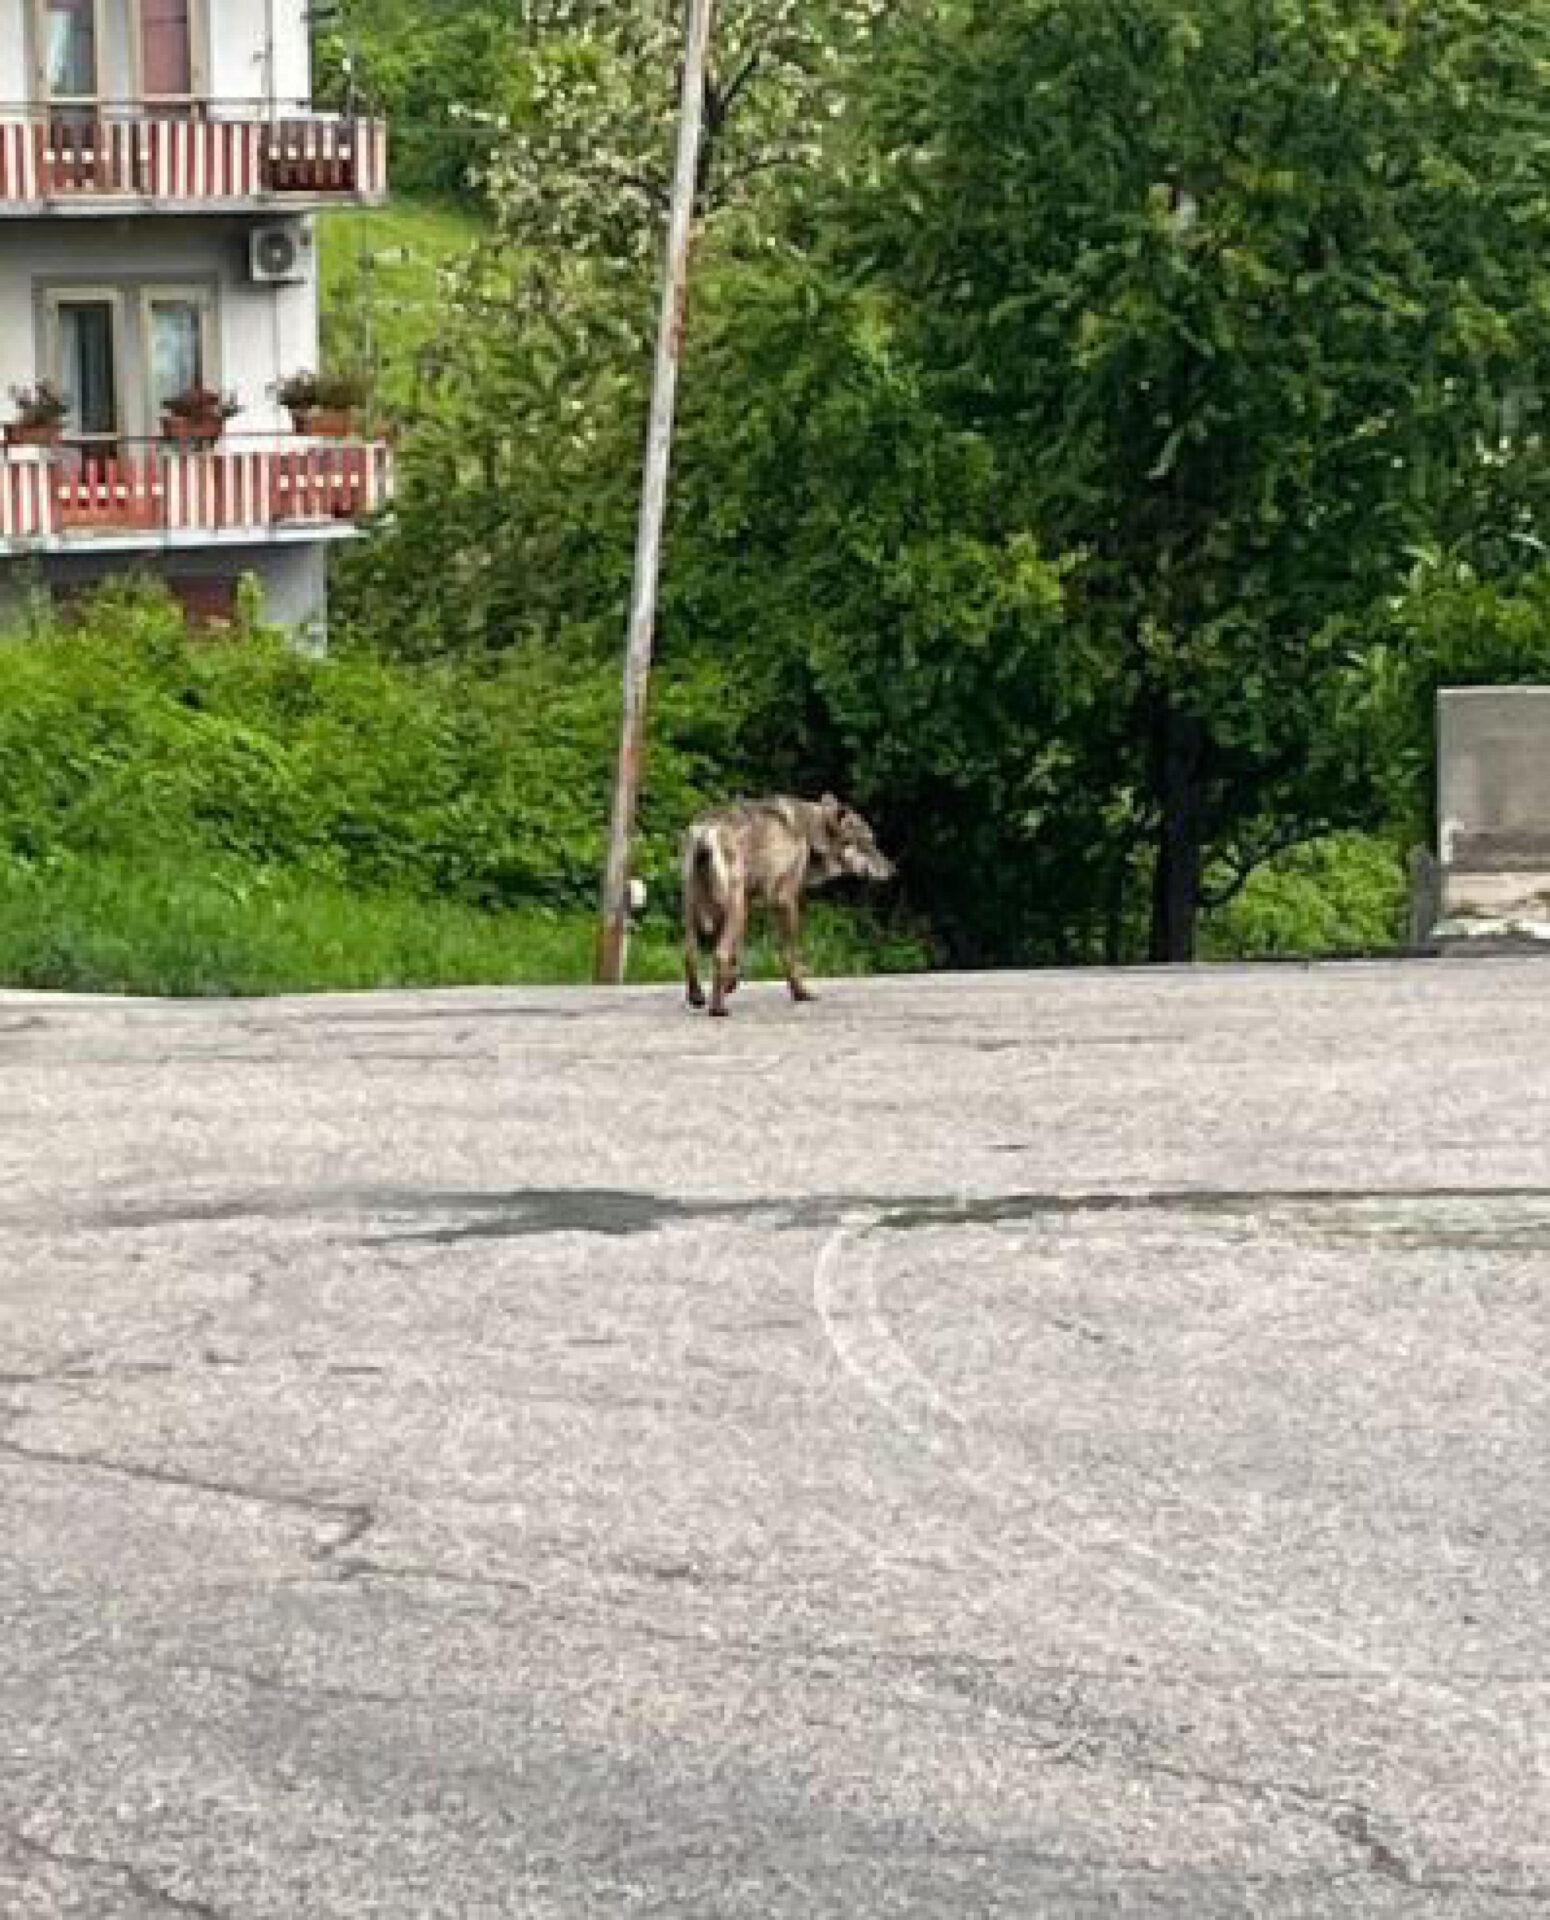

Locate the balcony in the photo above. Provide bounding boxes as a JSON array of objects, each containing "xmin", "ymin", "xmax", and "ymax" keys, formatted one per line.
[
  {"xmin": 0, "ymin": 438, "xmax": 393, "ymax": 555},
  {"xmin": 0, "ymin": 103, "xmax": 388, "ymax": 214}
]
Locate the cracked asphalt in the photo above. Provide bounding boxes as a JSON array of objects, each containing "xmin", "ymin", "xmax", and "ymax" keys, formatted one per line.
[{"xmin": 2, "ymin": 961, "xmax": 1548, "ymax": 1917}]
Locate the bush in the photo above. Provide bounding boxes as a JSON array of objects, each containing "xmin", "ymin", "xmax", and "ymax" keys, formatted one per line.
[
  {"xmin": 0, "ymin": 581, "xmax": 740, "ymax": 912},
  {"xmin": 0, "ymin": 581, "xmax": 930, "ymax": 994},
  {"xmin": 1201, "ymin": 834, "xmax": 1409, "ymax": 961}
]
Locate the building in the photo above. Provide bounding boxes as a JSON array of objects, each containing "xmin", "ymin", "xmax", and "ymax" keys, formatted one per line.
[{"xmin": 0, "ymin": 0, "xmax": 391, "ymax": 637}]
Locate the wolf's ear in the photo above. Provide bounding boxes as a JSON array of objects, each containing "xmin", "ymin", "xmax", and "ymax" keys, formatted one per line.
[{"xmin": 819, "ymin": 792, "xmax": 842, "ymax": 821}]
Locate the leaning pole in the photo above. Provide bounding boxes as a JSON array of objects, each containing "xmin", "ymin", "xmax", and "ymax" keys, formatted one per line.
[{"xmin": 595, "ymin": 0, "xmax": 717, "ymax": 985}]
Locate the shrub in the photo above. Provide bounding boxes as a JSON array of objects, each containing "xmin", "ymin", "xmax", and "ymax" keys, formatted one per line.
[
  {"xmin": 1201, "ymin": 834, "xmax": 1408, "ymax": 960},
  {"xmin": 0, "ymin": 580, "xmax": 741, "ymax": 912}
]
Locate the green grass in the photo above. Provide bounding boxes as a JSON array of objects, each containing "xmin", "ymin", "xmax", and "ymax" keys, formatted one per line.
[
  {"xmin": 318, "ymin": 198, "xmax": 488, "ymax": 414},
  {"xmin": 0, "ymin": 856, "xmax": 928, "ymax": 997}
]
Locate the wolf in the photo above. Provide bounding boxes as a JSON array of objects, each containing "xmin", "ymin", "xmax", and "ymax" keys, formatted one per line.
[{"xmin": 681, "ymin": 794, "xmax": 895, "ymax": 1017}]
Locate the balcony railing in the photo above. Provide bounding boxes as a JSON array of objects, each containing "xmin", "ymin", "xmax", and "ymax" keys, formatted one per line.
[
  {"xmin": 0, "ymin": 438, "xmax": 393, "ymax": 550},
  {"xmin": 0, "ymin": 102, "xmax": 388, "ymax": 211}
]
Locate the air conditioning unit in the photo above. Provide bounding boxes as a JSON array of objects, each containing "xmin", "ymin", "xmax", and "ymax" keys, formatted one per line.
[{"xmin": 248, "ymin": 222, "xmax": 311, "ymax": 286}]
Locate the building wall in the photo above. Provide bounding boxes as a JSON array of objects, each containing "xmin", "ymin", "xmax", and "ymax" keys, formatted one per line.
[
  {"xmin": 209, "ymin": 0, "xmax": 313, "ymax": 110},
  {"xmin": 0, "ymin": 2, "xmax": 25, "ymax": 101},
  {"xmin": 0, "ymin": 0, "xmax": 311, "ymax": 109},
  {"xmin": 0, "ymin": 216, "xmax": 318, "ymax": 437},
  {"xmin": 0, "ymin": 210, "xmax": 331, "ymax": 633},
  {"xmin": 0, "ymin": 0, "xmax": 348, "ymax": 640},
  {"xmin": 0, "ymin": 540, "xmax": 328, "ymax": 637}
]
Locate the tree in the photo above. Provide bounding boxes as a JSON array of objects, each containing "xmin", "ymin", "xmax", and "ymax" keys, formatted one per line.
[
  {"xmin": 337, "ymin": 0, "xmax": 901, "ymax": 657},
  {"xmin": 832, "ymin": 0, "xmax": 1550, "ymax": 957},
  {"xmin": 664, "ymin": 261, "xmax": 1129, "ymax": 965},
  {"xmin": 341, "ymin": 0, "xmax": 1550, "ymax": 967},
  {"xmin": 315, "ymin": 0, "xmax": 523, "ymax": 199},
  {"xmin": 482, "ymin": 0, "xmax": 899, "ymax": 277}
]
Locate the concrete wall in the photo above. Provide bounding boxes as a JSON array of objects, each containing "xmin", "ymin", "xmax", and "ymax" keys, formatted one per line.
[
  {"xmin": 0, "ymin": 0, "xmax": 338, "ymax": 638},
  {"xmin": 0, "ymin": 215, "xmax": 317, "ymax": 435},
  {"xmin": 0, "ymin": 0, "xmax": 311, "ymax": 109},
  {"xmin": 1437, "ymin": 687, "xmax": 1550, "ymax": 871},
  {"xmin": 210, "ymin": 0, "xmax": 313, "ymax": 109},
  {"xmin": 0, "ymin": 540, "xmax": 328, "ymax": 635},
  {"xmin": 0, "ymin": 2, "xmax": 25, "ymax": 102}
]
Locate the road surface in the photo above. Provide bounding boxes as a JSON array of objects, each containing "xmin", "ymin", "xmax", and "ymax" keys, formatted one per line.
[{"xmin": 2, "ymin": 963, "xmax": 1548, "ymax": 1916}]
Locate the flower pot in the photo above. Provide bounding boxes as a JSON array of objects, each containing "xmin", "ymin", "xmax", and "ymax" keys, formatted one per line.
[
  {"xmin": 5, "ymin": 421, "xmax": 63, "ymax": 447},
  {"xmin": 291, "ymin": 406, "xmax": 357, "ymax": 439},
  {"xmin": 162, "ymin": 413, "xmax": 224, "ymax": 446}
]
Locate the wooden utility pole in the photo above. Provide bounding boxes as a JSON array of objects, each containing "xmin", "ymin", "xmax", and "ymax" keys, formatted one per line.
[{"xmin": 595, "ymin": 0, "xmax": 716, "ymax": 984}]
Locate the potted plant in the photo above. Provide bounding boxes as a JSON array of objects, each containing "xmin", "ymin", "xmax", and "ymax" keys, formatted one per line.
[
  {"xmin": 161, "ymin": 384, "xmax": 240, "ymax": 445},
  {"xmin": 276, "ymin": 368, "xmax": 368, "ymax": 438},
  {"xmin": 5, "ymin": 379, "xmax": 69, "ymax": 447}
]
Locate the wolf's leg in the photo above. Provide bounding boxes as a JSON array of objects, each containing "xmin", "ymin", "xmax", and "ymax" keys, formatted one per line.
[
  {"xmin": 684, "ymin": 924, "xmax": 707, "ymax": 1009},
  {"xmin": 776, "ymin": 895, "xmax": 815, "ymax": 1003},
  {"xmin": 709, "ymin": 898, "xmax": 746, "ymax": 1018}
]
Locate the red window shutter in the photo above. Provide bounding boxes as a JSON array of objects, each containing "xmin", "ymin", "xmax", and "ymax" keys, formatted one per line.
[{"xmin": 141, "ymin": 0, "xmax": 193, "ymax": 97}]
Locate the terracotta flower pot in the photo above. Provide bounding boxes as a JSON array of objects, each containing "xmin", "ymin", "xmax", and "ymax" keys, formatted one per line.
[
  {"xmin": 291, "ymin": 406, "xmax": 357, "ymax": 439},
  {"xmin": 5, "ymin": 421, "xmax": 64, "ymax": 447},
  {"xmin": 162, "ymin": 413, "xmax": 224, "ymax": 446}
]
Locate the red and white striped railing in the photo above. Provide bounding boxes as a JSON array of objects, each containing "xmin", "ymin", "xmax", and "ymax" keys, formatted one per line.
[
  {"xmin": 0, "ymin": 109, "xmax": 387, "ymax": 207},
  {"xmin": 0, "ymin": 442, "xmax": 393, "ymax": 545}
]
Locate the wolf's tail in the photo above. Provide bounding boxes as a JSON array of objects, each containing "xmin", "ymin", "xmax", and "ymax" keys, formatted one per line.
[{"xmin": 685, "ymin": 829, "xmax": 726, "ymax": 939}]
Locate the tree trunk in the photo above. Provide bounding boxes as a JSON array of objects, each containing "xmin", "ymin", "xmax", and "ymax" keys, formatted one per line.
[
  {"xmin": 1103, "ymin": 845, "xmax": 1130, "ymax": 966},
  {"xmin": 1149, "ymin": 700, "xmax": 1206, "ymax": 963}
]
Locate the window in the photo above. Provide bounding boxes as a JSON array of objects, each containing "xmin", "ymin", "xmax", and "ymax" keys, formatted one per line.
[
  {"xmin": 147, "ymin": 297, "xmax": 204, "ymax": 414},
  {"xmin": 167, "ymin": 575, "xmax": 238, "ymax": 628},
  {"xmin": 42, "ymin": 285, "xmax": 217, "ymax": 446},
  {"xmin": 41, "ymin": 0, "xmax": 97, "ymax": 100},
  {"xmin": 53, "ymin": 297, "xmax": 120, "ymax": 449},
  {"xmin": 140, "ymin": 0, "xmax": 193, "ymax": 99}
]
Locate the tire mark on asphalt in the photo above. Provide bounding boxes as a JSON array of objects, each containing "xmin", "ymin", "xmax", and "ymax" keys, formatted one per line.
[
  {"xmin": 1, "ymin": 1819, "xmax": 230, "ymax": 1918},
  {"xmin": 0, "ymin": 1436, "xmax": 375, "ymax": 1570},
  {"xmin": 811, "ymin": 1215, "xmax": 1548, "ymax": 1877}
]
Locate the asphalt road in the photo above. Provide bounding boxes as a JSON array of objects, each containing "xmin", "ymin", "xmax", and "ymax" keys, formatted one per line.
[{"xmin": 2, "ymin": 962, "xmax": 1548, "ymax": 1918}]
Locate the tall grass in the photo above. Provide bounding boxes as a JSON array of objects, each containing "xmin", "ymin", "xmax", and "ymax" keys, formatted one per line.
[
  {"xmin": 0, "ymin": 856, "xmax": 926, "ymax": 997},
  {"xmin": 0, "ymin": 584, "xmax": 926, "ymax": 995},
  {"xmin": 318, "ymin": 200, "xmax": 487, "ymax": 414}
]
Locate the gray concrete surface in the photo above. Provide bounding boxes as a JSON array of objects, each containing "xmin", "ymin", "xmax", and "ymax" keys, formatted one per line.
[
  {"xmin": 2, "ymin": 962, "xmax": 1548, "ymax": 1918},
  {"xmin": 1439, "ymin": 686, "xmax": 1550, "ymax": 872},
  {"xmin": 1436, "ymin": 689, "xmax": 1550, "ymax": 943}
]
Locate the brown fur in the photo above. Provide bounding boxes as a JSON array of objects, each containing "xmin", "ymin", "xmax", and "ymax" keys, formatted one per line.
[{"xmin": 681, "ymin": 794, "xmax": 895, "ymax": 1016}]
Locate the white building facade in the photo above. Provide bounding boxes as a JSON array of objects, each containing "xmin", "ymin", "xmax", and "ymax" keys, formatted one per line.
[{"xmin": 0, "ymin": 0, "xmax": 390, "ymax": 635}]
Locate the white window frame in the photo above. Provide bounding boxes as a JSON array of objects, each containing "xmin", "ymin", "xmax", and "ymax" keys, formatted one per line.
[
  {"xmin": 139, "ymin": 283, "xmax": 221, "ymax": 433},
  {"xmin": 130, "ymin": 0, "xmax": 211, "ymax": 109},
  {"xmin": 32, "ymin": 0, "xmax": 103, "ymax": 107},
  {"xmin": 42, "ymin": 285, "xmax": 127, "ymax": 451},
  {"xmin": 41, "ymin": 281, "xmax": 222, "ymax": 446},
  {"xmin": 31, "ymin": 0, "xmax": 211, "ymax": 109}
]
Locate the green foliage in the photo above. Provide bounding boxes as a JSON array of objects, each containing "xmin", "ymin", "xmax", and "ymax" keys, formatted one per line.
[
  {"xmin": 478, "ymin": 0, "xmax": 895, "ymax": 270},
  {"xmin": 318, "ymin": 200, "xmax": 488, "ymax": 418},
  {"xmin": 0, "ymin": 855, "xmax": 926, "ymax": 996},
  {"xmin": 1342, "ymin": 561, "xmax": 1550, "ymax": 844},
  {"xmin": 666, "ymin": 263, "xmax": 1129, "ymax": 961},
  {"xmin": 1201, "ymin": 834, "xmax": 1408, "ymax": 960},
  {"xmin": 0, "ymin": 582, "xmax": 738, "ymax": 913},
  {"xmin": 314, "ymin": 0, "xmax": 519, "ymax": 200},
  {"xmin": 328, "ymin": 0, "xmax": 1550, "ymax": 968},
  {"xmin": 0, "ymin": 583, "xmax": 927, "ymax": 994},
  {"xmin": 329, "ymin": 1, "xmax": 902, "ymax": 656},
  {"xmin": 823, "ymin": 0, "xmax": 1550, "ymax": 955}
]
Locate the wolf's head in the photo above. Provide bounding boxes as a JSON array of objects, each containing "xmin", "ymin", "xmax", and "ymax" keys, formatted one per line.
[{"xmin": 815, "ymin": 793, "xmax": 895, "ymax": 884}]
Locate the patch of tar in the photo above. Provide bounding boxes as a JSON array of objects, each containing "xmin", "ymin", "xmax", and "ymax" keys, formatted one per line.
[{"xmin": 75, "ymin": 1180, "xmax": 1550, "ymax": 1251}]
